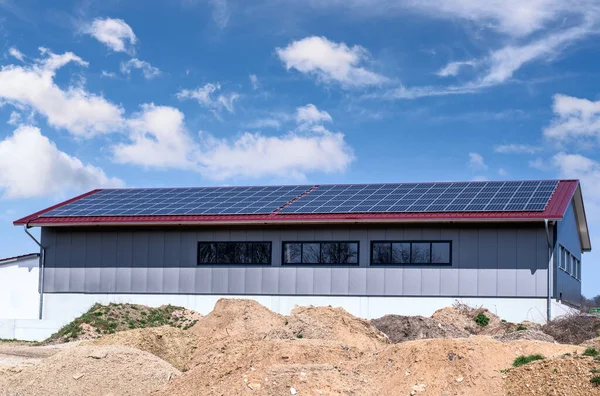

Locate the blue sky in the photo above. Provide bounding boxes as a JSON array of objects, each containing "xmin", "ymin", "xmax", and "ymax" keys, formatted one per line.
[{"xmin": 1, "ymin": 0, "xmax": 599, "ymax": 296}]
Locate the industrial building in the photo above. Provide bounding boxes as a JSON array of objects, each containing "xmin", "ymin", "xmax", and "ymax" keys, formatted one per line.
[{"xmin": 14, "ymin": 179, "xmax": 591, "ymax": 324}]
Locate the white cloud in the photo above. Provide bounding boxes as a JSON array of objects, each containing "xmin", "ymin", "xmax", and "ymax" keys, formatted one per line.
[
  {"xmin": 498, "ymin": 168, "xmax": 508, "ymax": 176},
  {"xmin": 436, "ymin": 60, "xmax": 475, "ymax": 77},
  {"xmin": 276, "ymin": 36, "xmax": 388, "ymax": 88},
  {"xmin": 0, "ymin": 125, "xmax": 123, "ymax": 198},
  {"xmin": 101, "ymin": 71, "xmax": 117, "ymax": 78},
  {"xmin": 245, "ymin": 118, "xmax": 282, "ymax": 129},
  {"xmin": 120, "ymin": 58, "xmax": 161, "ymax": 79},
  {"xmin": 113, "ymin": 104, "xmax": 198, "ymax": 169},
  {"xmin": 196, "ymin": 127, "xmax": 354, "ymax": 180},
  {"xmin": 0, "ymin": 48, "xmax": 124, "ymax": 138},
  {"xmin": 176, "ymin": 83, "xmax": 240, "ymax": 114},
  {"xmin": 544, "ymin": 94, "xmax": 600, "ymax": 143},
  {"xmin": 468, "ymin": 152, "xmax": 488, "ymax": 170},
  {"xmin": 8, "ymin": 47, "xmax": 24, "ymax": 62},
  {"xmin": 494, "ymin": 144, "xmax": 542, "ymax": 154},
  {"xmin": 209, "ymin": 0, "xmax": 229, "ymax": 28},
  {"xmin": 552, "ymin": 152, "xmax": 600, "ymax": 216},
  {"xmin": 295, "ymin": 104, "xmax": 332, "ymax": 126},
  {"xmin": 7, "ymin": 111, "xmax": 20, "ymax": 125},
  {"xmin": 83, "ymin": 18, "xmax": 137, "ymax": 54},
  {"xmin": 249, "ymin": 74, "xmax": 259, "ymax": 90}
]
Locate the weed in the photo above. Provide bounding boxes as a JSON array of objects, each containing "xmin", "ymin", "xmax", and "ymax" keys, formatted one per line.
[
  {"xmin": 590, "ymin": 368, "xmax": 600, "ymax": 374},
  {"xmin": 513, "ymin": 354, "xmax": 544, "ymax": 367},
  {"xmin": 562, "ymin": 353, "xmax": 572, "ymax": 357},
  {"xmin": 297, "ymin": 333, "xmax": 303, "ymax": 339},
  {"xmin": 591, "ymin": 376, "xmax": 600, "ymax": 387},
  {"xmin": 499, "ymin": 369, "xmax": 510, "ymax": 374},
  {"xmin": 501, "ymin": 319, "xmax": 507, "ymax": 323},
  {"xmin": 595, "ymin": 356, "xmax": 600, "ymax": 361},
  {"xmin": 516, "ymin": 325, "xmax": 527, "ymax": 331},
  {"xmin": 474, "ymin": 313, "xmax": 490, "ymax": 327},
  {"xmin": 553, "ymin": 368, "xmax": 558, "ymax": 373},
  {"xmin": 583, "ymin": 348, "xmax": 599, "ymax": 357},
  {"xmin": 285, "ymin": 319, "xmax": 289, "ymax": 326}
]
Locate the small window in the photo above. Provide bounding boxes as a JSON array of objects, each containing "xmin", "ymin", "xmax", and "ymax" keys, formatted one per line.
[
  {"xmin": 371, "ymin": 241, "xmax": 451, "ymax": 265},
  {"xmin": 560, "ymin": 246, "xmax": 567, "ymax": 270},
  {"xmin": 282, "ymin": 241, "xmax": 359, "ymax": 265},
  {"xmin": 198, "ymin": 242, "xmax": 272, "ymax": 265}
]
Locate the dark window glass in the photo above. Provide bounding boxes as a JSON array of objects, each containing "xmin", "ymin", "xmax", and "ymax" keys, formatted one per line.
[
  {"xmin": 302, "ymin": 243, "xmax": 321, "ymax": 263},
  {"xmin": 392, "ymin": 243, "xmax": 410, "ymax": 263},
  {"xmin": 431, "ymin": 242, "xmax": 451, "ymax": 264},
  {"xmin": 411, "ymin": 243, "xmax": 430, "ymax": 263},
  {"xmin": 372, "ymin": 243, "xmax": 391, "ymax": 264},
  {"xmin": 198, "ymin": 242, "xmax": 271, "ymax": 265},
  {"xmin": 321, "ymin": 243, "xmax": 338, "ymax": 264},
  {"xmin": 283, "ymin": 243, "xmax": 302, "ymax": 264}
]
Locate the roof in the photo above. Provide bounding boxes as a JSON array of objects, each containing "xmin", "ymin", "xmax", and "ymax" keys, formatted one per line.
[
  {"xmin": 0, "ymin": 253, "xmax": 40, "ymax": 265},
  {"xmin": 13, "ymin": 180, "xmax": 589, "ymax": 249}
]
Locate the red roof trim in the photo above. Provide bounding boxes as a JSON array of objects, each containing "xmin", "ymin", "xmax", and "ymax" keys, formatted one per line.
[
  {"xmin": 13, "ymin": 189, "xmax": 101, "ymax": 226},
  {"xmin": 0, "ymin": 253, "xmax": 40, "ymax": 264},
  {"xmin": 14, "ymin": 181, "xmax": 580, "ymax": 226}
]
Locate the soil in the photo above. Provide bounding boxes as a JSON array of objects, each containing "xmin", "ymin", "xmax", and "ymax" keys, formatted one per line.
[
  {"xmin": 371, "ymin": 314, "xmax": 469, "ymax": 343},
  {"xmin": 91, "ymin": 326, "xmax": 198, "ymax": 371},
  {"xmin": 0, "ymin": 345, "xmax": 180, "ymax": 396},
  {"xmin": 432, "ymin": 304, "xmax": 517, "ymax": 336},
  {"xmin": 504, "ymin": 355, "xmax": 600, "ymax": 395},
  {"xmin": 496, "ymin": 330, "xmax": 556, "ymax": 343}
]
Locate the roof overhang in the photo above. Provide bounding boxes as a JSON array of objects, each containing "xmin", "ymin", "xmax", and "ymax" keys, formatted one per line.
[
  {"xmin": 0, "ymin": 253, "xmax": 40, "ymax": 265},
  {"xmin": 571, "ymin": 184, "xmax": 592, "ymax": 252}
]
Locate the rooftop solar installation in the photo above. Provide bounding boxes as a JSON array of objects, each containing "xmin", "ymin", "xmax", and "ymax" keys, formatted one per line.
[
  {"xmin": 279, "ymin": 180, "xmax": 559, "ymax": 214},
  {"xmin": 38, "ymin": 180, "xmax": 560, "ymax": 218},
  {"xmin": 40, "ymin": 185, "xmax": 312, "ymax": 217}
]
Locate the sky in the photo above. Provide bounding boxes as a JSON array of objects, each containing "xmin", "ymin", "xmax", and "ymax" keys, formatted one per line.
[{"xmin": 0, "ymin": 0, "xmax": 599, "ymax": 296}]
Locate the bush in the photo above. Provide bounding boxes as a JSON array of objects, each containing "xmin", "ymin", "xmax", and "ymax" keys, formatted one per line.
[
  {"xmin": 474, "ymin": 313, "xmax": 490, "ymax": 327},
  {"xmin": 513, "ymin": 354, "xmax": 544, "ymax": 367},
  {"xmin": 516, "ymin": 325, "xmax": 527, "ymax": 331},
  {"xmin": 542, "ymin": 314, "xmax": 600, "ymax": 344},
  {"xmin": 583, "ymin": 348, "xmax": 599, "ymax": 357},
  {"xmin": 591, "ymin": 376, "xmax": 600, "ymax": 387}
]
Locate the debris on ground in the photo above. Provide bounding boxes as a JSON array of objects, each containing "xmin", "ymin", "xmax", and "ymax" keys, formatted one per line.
[
  {"xmin": 371, "ymin": 314, "xmax": 469, "ymax": 343},
  {"xmin": 0, "ymin": 345, "xmax": 180, "ymax": 396},
  {"xmin": 504, "ymin": 355, "xmax": 600, "ymax": 396},
  {"xmin": 496, "ymin": 330, "xmax": 556, "ymax": 343},
  {"xmin": 542, "ymin": 314, "xmax": 600, "ymax": 344},
  {"xmin": 91, "ymin": 326, "xmax": 198, "ymax": 371},
  {"xmin": 44, "ymin": 303, "xmax": 202, "ymax": 344},
  {"xmin": 432, "ymin": 302, "xmax": 516, "ymax": 336}
]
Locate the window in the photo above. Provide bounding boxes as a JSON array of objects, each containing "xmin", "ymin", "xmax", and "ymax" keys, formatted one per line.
[
  {"xmin": 371, "ymin": 241, "xmax": 451, "ymax": 265},
  {"xmin": 558, "ymin": 244, "xmax": 581, "ymax": 282},
  {"xmin": 560, "ymin": 246, "xmax": 567, "ymax": 270},
  {"xmin": 197, "ymin": 242, "xmax": 271, "ymax": 265},
  {"xmin": 282, "ymin": 241, "xmax": 359, "ymax": 265}
]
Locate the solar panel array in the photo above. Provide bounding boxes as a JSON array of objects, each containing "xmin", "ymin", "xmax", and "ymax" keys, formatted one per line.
[
  {"xmin": 41, "ymin": 186, "xmax": 312, "ymax": 217},
  {"xmin": 40, "ymin": 180, "xmax": 559, "ymax": 218},
  {"xmin": 278, "ymin": 180, "xmax": 559, "ymax": 214}
]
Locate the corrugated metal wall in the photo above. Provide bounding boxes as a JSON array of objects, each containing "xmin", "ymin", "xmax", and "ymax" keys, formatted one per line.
[
  {"xmin": 555, "ymin": 202, "xmax": 582, "ymax": 305},
  {"xmin": 41, "ymin": 224, "xmax": 549, "ymax": 297}
]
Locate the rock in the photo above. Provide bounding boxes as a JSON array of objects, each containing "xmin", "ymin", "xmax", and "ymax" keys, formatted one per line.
[
  {"xmin": 456, "ymin": 377, "xmax": 464, "ymax": 383},
  {"xmin": 290, "ymin": 387, "xmax": 297, "ymax": 395},
  {"xmin": 73, "ymin": 373, "xmax": 85, "ymax": 380},
  {"xmin": 87, "ymin": 351, "xmax": 108, "ymax": 359},
  {"xmin": 412, "ymin": 383, "xmax": 426, "ymax": 392},
  {"xmin": 248, "ymin": 383, "xmax": 261, "ymax": 391}
]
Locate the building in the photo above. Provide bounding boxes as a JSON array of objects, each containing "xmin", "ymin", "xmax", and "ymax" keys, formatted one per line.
[
  {"xmin": 14, "ymin": 179, "xmax": 591, "ymax": 324},
  {"xmin": 0, "ymin": 253, "xmax": 40, "ymax": 319}
]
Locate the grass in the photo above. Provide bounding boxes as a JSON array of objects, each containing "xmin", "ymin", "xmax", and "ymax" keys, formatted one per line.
[
  {"xmin": 474, "ymin": 313, "xmax": 490, "ymax": 327},
  {"xmin": 583, "ymin": 348, "xmax": 599, "ymax": 357},
  {"xmin": 513, "ymin": 354, "xmax": 544, "ymax": 367},
  {"xmin": 516, "ymin": 325, "xmax": 527, "ymax": 331},
  {"xmin": 591, "ymin": 376, "xmax": 600, "ymax": 387},
  {"xmin": 590, "ymin": 368, "xmax": 600, "ymax": 374}
]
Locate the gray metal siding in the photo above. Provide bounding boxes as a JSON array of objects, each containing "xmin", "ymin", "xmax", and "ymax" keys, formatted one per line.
[
  {"xmin": 41, "ymin": 224, "xmax": 548, "ymax": 297},
  {"xmin": 555, "ymin": 202, "xmax": 582, "ymax": 306}
]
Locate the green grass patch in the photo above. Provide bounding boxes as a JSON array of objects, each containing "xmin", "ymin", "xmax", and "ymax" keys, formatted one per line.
[
  {"xmin": 591, "ymin": 376, "xmax": 600, "ymax": 387},
  {"xmin": 583, "ymin": 348, "xmax": 599, "ymax": 357},
  {"xmin": 513, "ymin": 354, "xmax": 544, "ymax": 367},
  {"xmin": 474, "ymin": 313, "xmax": 490, "ymax": 327},
  {"xmin": 516, "ymin": 325, "xmax": 527, "ymax": 331}
]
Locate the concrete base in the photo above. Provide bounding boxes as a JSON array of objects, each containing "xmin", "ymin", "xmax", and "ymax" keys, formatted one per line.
[
  {"xmin": 0, "ymin": 319, "xmax": 61, "ymax": 342},
  {"xmin": 42, "ymin": 293, "xmax": 564, "ymax": 325}
]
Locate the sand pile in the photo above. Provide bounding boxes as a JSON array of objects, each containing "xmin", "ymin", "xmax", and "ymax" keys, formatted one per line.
[
  {"xmin": 371, "ymin": 314, "xmax": 469, "ymax": 343},
  {"xmin": 432, "ymin": 304, "xmax": 515, "ymax": 336},
  {"xmin": 504, "ymin": 355, "xmax": 600, "ymax": 395},
  {"xmin": 268, "ymin": 305, "xmax": 389, "ymax": 348},
  {"xmin": 92, "ymin": 326, "xmax": 197, "ymax": 371},
  {"xmin": 0, "ymin": 345, "xmax": 179, "ymax": 396},
  {"xmin": 496, "ymin": 329, "xmax": 556, "ymax": 343},
  {"xmin": 190, "ymin": 298, "xmax": 284, "ymax": 341}
]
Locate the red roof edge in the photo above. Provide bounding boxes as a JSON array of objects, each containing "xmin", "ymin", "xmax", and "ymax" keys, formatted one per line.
[
  {"xmin": 13, "ymin": 189, "xmax": 102, "ymax": 226},
  {"xmin": 543, "ymin": 180, "xmax": 579, "ymax": 219}
]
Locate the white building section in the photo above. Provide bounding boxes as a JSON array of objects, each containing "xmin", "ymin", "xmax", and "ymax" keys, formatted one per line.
[{"xmin": 0, "ymin": 254, "xmax": 40, "ymax": 320}]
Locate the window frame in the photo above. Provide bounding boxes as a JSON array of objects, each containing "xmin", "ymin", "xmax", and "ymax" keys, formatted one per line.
[
  {"xmin": 197, "ymin": 241, "xmax": 273, "ymax": 265},
  {"xmin": 557, "ymin": 243, "xmax": 581, "ymax": 282},
  {"xmin": 281, "ymin": 241, "xmax": 360, "ymax": 266},
  {"xmin": 369, "ymin": 240, "xmax": 452, "ymax": 266}
]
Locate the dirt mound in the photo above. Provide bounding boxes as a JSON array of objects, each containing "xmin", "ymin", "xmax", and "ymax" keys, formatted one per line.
[
  {"xmin": 432, "ymin": 303, "xmax": 515, "ymax": 336},
  {"xmin": 504, "ymin": 355, "xmax": 600, "ymax": 395},
  {"xmin": 268, "ymin": 305, "xmax": 389, "ymax": 348},
  {"xmin": 190, "ymin": 298, "xmax": 284, "ymax": 341},
  {"xmin": 92, "ymin": 326, "xmax": 197, "ymax": 371},
  {"xmin": 0, "ymin": 345, "xmax": 179, "ymax": 396},
  {"xmin": 44, "ymin": 303, "xmax": 202, "ymax": 344},
  {"xmin": 496, "ymin": 330, "xmax": 556, "ymax": 343},
  {"xmin": 371, "ymin": 314, "xmax": 469, "ymax": 343},
  {"xmin": 543, "ymin": 314, "xmax": 600, "ymax": 344}
]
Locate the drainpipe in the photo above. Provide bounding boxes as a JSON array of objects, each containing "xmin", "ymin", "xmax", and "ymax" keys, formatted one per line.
[
  {"xmin": 24, "ymin": 224, "xmax": 45, "ymax": 320},
  {"xmin": 544, "ymin": 219, "xmax": 554, "ymax": 323}
]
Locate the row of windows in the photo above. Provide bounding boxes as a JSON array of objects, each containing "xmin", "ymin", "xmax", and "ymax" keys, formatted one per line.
[
  {"xmin": 197, "ymin": 241, "xmax": 451, "ymax": 266},
  {"xmin": 559, "ymin": 245, "xmax": 581, "ymax": 281}
]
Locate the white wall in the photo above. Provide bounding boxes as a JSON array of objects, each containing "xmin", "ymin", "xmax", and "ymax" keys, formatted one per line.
[
  {"xmin": 0, "ymin": 319, "xmax": 61, "ymax": 342},
  {"xmin": 43, "ymin": 293, "xmax": 556, "ymax": 325},
  {"xmin": 0, "ymin": 258, "xmax": 40, "ymax": 320}
]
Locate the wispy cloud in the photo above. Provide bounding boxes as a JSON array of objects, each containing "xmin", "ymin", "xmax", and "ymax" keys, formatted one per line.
[
  {"xmin": 494, "ymin": 144, "xmax": 542, "ymax": 154},
  {"xmin": 120, "ymin": 58, "xmax": 161, "ymax": 79},
  {"xmin": 544, "ymin": 93, "xmax": 600, "ymax": 144},
  {"xmin": 249, "ymin": 74, "xmax": 259, "ymax": 90},
  {"xmin": 176, "ymin": 82, "xmax": 240, "ymax": 114},
  {"xmin": 468, "ymin": 152, "xmax": 488, "ymax": 171},
  {"xmin": 82, "ymin": 17, "xmax": 137, "ymax": 54},
  {"xmin": 8, "ymin": 47, "xmax": 24, "ymax": 62}
]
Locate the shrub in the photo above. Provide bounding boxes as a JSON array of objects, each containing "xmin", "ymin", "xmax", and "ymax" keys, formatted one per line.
[
  {"xmin": 513, "ymin": 354, "xmax": 544, "ymax": 367},
  {"xmin": 591, "ymin": 376, "xmax": 600, "ymax": 387},
  {"xmin": 297, "ymin": 333, "xmax": 303, "ymax": 339},
  {"xmin": 474, "ymin": 313, "xmax": 490, "ymax": 327},
  {"xmin": 583, "ymin": 348, "xmax": 599, "ymax": 357},
  {"xmin": 516, "ymin": 325, "xmax": 527, "ymax": 331}
]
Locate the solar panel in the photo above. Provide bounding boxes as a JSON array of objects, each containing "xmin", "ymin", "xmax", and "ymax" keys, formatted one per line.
[
  {"xmin": 278, "ymin": 181, "xmax": 559, "ymax": 214},
  {"xmin": 41, "ymin": 185, "xmax": 312, "ymax": 217}
]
